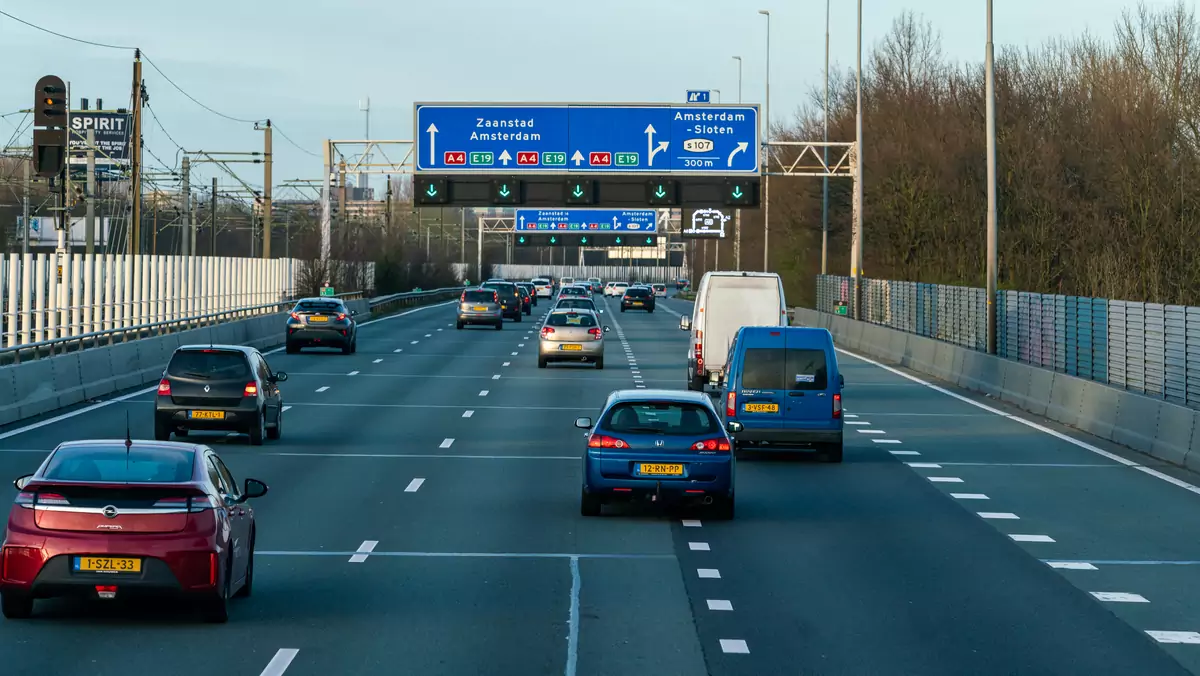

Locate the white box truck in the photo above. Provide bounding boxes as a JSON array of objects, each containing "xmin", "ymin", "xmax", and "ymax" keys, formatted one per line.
[{"xmin": 679, "ymin": 271, "xmax": 788, "ymax": 391}]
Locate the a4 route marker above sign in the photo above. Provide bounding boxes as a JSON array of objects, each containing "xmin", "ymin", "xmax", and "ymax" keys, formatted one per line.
[{"xmin": 414, "ymin": 103, "xmax": 760, "ymax": 174}]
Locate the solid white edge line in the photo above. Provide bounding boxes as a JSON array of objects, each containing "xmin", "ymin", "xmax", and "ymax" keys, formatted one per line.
[
  {"xmin": 404, "ymin": 478, "xmax": 425, "ymax": 493},
  {"xmin": 259, "ymin": 648, "xmax": 299, "ymax": 676}
]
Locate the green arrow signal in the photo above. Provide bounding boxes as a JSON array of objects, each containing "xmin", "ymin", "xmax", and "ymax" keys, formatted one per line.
[
  {"xmin": 426, "ymin": 184, "xmax": 438, "ymax": 197},
  {"xmin": 654, "ymin": 185, "xmax": 666, "ymax": 199},
  {"xmin": 644, "ymin": 237, "xmax": 653, "ymax": 244},
  {"xmin": 550, "ymin": 236, "xmax": 558, "ymax": 244},
  {"xmin": 615, "ymin": 236, "xmax": 623, "ymax": 245},
  {"xmin": 731, "ymin": 186, "xmax": 744, "ymax": 199},
  {"xmin": 572, "ymin": 185, "xmax": 584, "ymax": 198},
  {"xmin": 580, "ymin": 236, "xmax": 589, "ymax": 244},
  {"xmin": 518, "ymin": 236, "xmax": 527, "ymax": 243},
  {"xmin": 499, "ymin": 184, "xmax": 511, "ymax": 197}
]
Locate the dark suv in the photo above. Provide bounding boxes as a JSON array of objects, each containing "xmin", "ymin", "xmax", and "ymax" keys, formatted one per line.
[
  {"xmin": 154, "ymin": 345, "xmax": 288, "ymax": 445},
  {"xmin": 621, "ymin": 286, "xmax": 656, "ymax": 313},
  {"xmin": 286, "ymin": 298, "xmax": 359, "ymax": 354},
  {"xmin": 481, "ymin": 281, "xmax": 523, "ymax": 322}
]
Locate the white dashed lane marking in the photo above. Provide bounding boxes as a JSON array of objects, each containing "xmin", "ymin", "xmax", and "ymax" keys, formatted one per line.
[
  {"xmin": 1009, "ymin": 534, "xmax": 1055, "ymax": 542},
  {"xmin": 347, "ymin": 371, "xmax": 360, "ymax": 376},
  {"xmin": 282, "ymin": 405, "xmax": 292, "ymax": 412},
  {"xmin": 1047, "ymin": 561, "xmax": 1097, "ymax": 570},
  {"xmin": 372, "ymin": 359, "xmax": 382, "ymax": 364},
  {"xmin": 688, "ymin": 542, "xmax": 710, "ymax": 551},
  {"xmin": 707, "ymin": 599, "xmax": 733, "ymax": 611},
  {"xmin": 462, "ymin": 410, "xmax": 474, "ymax": 418},
  {"xmin": 425, "ymin": 334, "xmax": 432, "ymax": 338},
  {"xmin": 682, "ymin": 520, "xmax": 702, "ymax": 527},
  {"xmin": 404, "ymin": 478, "xmax": 425, "ymax": 493},
  {"xmin": 720, "ymin": 639, "xmax": 750, "ymax": 654},
  {"xmin": 348, "ymin": 540, "xmax": 378, "ymax": 563},
  {"xmin": 440, "ymin": 438, "xmax": 455, "ymax": 449},
  {"xmin": 492, "ymin": 374, "xmax": 501, "ymax": 380},
  {"xmin": 315, "ymin": 386, "xmax": 329, "ymax": 393},
  {"xmin": 1091, "ymin": 592, "xmax": 1149, "ymax": 603},
  {"xmin": 889, "ymin": 450, "xmax": 920, "ymax": 455},
  {"xmin": 410, "ymin": 340, "xmax": 419, "ymax": 345},
  {"xmin": 479, "ymin": 390, "xmax": 489, "ymax": 396},
  {"xmin": 512, "ymin": 352, "xmax": 519, "ymax": 356},
  {"xmin": 873, "ymin": 439, "xmax": 902, "ymax": 444},
  {"xmin": 393, "ymin": 348, "xmax": 403, "ymax": 353},
  {"xmin": 697, "ymin": 569, "xmax": 721, "ymax": 579},
  {"xmin": 928, "ymin": 476, "xmax": 962, "ymax": 483},
  {"xmin": 857, "ymin": 429, "xmax": 886, "ymax": 435},
  {"xmin": 259, "ymin": 649, "xmax": 299, "ymax": 676},
  {"xmin": 503, "ymin": 362, "xmax": 511, "ymax": 367},
  {"xmin": 1148, "ymin": 631, "xmax": 1200, "ymax": 644},
  {"xmin": 906, "ymin": 462, "xmax": 941, "ymax": 468},
  {"xmin": 951, "ymin": 493, "xmax": 989, "ymax": 500},
  {"xmin": 978, "ymin": 512, "xmax": 1020, "ymax": 520}
]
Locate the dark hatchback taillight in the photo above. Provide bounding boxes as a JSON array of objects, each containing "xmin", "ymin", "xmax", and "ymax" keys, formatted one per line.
[{"xmin": 157, "ymin": 379, "xmax": 172, "ymax": 396}]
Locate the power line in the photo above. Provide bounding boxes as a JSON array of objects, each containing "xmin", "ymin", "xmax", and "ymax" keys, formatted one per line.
[
  {"xmin": 270, "ymin": 123, "xmax": 320, "ymax": 158},
  {"xmin": 141, "ymin": 54, "xmax": 261, "ymax": 125},
  {"xmin": 0, "ymin": 9, "xmax": 136, "ymax": 50}
]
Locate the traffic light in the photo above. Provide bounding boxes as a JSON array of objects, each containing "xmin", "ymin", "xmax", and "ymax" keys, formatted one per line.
[
  {"xmin": 564, "ymin": 179, "xmax": 595, "ymax": 205},
  {"xmin": 646, "ymin": 179, "xmax": 678, "ymax": 206},
  {"xmin": 34, "ymin": 75, "xmax": 67, "ymax": 128},
  {"xmin": 490, "ymin": 178, "xmax": 521, "ymax": 205},
  {"xmin": 514, "ymin": 233, "xmax": 534, "ymax": 247},
  {"xmin": 545, "ymin": 233, "xmax": 563, "ymax": 246},
  {"xmin": 33, "ymin": 129, "xmax": 66, "ymax": 178},
  {"xmin": 724, "ymin": 179, "xmax": 759, "ymax": 206},
  {"xmin": 416, "ymin": 177, "xmax": 449, "ymax": 205}
]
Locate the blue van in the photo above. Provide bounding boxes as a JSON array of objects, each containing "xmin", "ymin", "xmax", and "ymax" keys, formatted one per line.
[{"xmin": 720, "ymin": 326, "xmax": 844, "ymax": 462}]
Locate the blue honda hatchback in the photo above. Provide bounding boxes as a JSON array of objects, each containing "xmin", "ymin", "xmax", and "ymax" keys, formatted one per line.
[
  {"xmin": 721, "ymin": 326, "xmax": 844, "ymax": 462},
  {"xmin": 576, "ymin": 390, "xmax": 738, "ymax": 519}
]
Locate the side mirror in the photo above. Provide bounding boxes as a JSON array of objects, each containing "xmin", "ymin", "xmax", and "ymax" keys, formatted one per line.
[
  {"xmin": 242, "ymin": 478, "xmax": 269, "ymax": 499},
  {"xmin": 273, "ymin": 372, "xmax": 288, "ymax": 383},
  {"xmin": 839, "ymin": 374, "xmax": 844, "ymax": 389},
  {"xmin": 574, "ymin": 417, "xmax": 593, "ymax": 429},
  {"xmin": 679, "ymin": 316, "xmax": 691, "ymax": 331},
  {"xmin": 351, "ymin": 310, "xmax": 358, "ymax": 316},
  {"xmin": 14, "ymin": 475, "xmax": 32, "ymax": 490},
  {"xmin": 603, "ymin": 326, "xmax": 611, "ymax": 333},
  {"xmin": 726, "ymin": 421, "xmax": 744, "ymax": 434}
]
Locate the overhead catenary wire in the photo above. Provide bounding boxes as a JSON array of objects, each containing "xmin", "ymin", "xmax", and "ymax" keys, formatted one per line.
[{"xmin": 270, "ymin": 123, "xmax": 319, "ymax": 158}]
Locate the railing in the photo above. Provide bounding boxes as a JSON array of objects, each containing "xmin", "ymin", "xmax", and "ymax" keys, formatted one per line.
[
  {"xmin": 368, "ymin": 287, "xmax": 466, "ymax": 315},
  {"xmin": 0, "ymin": 291, "xmax": 364, "ymax": 366},
  {"xmin": 815, "ymin": 274, "xmax": 1200, "ymax": 410}
]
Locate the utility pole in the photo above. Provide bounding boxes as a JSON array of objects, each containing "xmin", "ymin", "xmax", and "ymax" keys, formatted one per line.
[
  {"xmin": 320, "ymin": 140, "xmax": 332, "ymax": 261},
  {"xmin": 733, "ymin": 55, "xmax": 743, "ymax": 271},
  {"xmin": 210, "ymin": 177, "xmax": 217, "ymax": 255},
  {"xmin": 460, "ymin": 207, "xmax": 465, "ymax": 264},
  {"xmin": 758, "ymin": 9, "xmax": 771, "ymax": 273},
  {"xmin": 985, "ymin": 0, "xmax": 999, "ymax": 354},
  {"xmin": 851, "ymin": 0, "xmax": 865, "ymax": 319},
  {"xmin": 261, "ymin": 119, "xmax": 272, "ymax": 258},
  {"xmin": 385, "ymin": 175, "xmax": 393, "ymax": 229},
  {"xmin": 180, "ymin": 155, "xmax": 190, "ymax": 255},
  {"xmin": 130, "ymin": 49, "xmax": 143, "ymax": 255},
  {"xmin": 22, "ymin": 159, "xmax": 30, "ymax": 255},
  {"xmin": 86, "ymin": 128, "xmax": 97, "ymax": 254},
  {"xmin": 337, "ymin": 160, "xmax": 346, "ymax": 255},
  {"xmin": 822, "ymin": 0, "xmax": 831, "ymax": 275}
]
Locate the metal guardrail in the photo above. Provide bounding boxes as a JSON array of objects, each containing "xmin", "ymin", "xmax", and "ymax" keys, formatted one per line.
[
  {"xmin": 368, "ymin": 287, "xmax": 465, "ymax": 315},
  {"xmin": 0, "ymin": 291, "xmax": 365, "ymax": 366},
  {"xmin": 816, "ymin": 274, "xmax": 1200, "ymax": 410}
]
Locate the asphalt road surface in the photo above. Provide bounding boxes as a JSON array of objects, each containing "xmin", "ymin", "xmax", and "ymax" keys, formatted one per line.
[{"xmin": 2, "ymin": 295, "xmax": 1200, "ymax": 675}]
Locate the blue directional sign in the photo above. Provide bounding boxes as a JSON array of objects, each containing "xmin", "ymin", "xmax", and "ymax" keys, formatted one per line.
[
  {"xmin": 686, "ymin": 90, "xmax": 711, "ymax": 103},
  {"xmin": 414, "ymin": 103, "xmax": 759, "ymax": 174},
  {"xmin": 515, "ymin": 209, "xmax": 657, "ymax": 233}
]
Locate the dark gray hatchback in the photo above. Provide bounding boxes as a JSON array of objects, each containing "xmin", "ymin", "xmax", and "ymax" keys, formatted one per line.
[
  {"xmin": 285, "ymin": 298, "xmax": 358, "ymax": 354},
  {"xmin": 154, "ymin": 345, "xmax": 287, "ymax": 446}
]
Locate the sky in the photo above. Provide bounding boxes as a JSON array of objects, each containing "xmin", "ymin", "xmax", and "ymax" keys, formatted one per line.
[{"xmin": 0, "ymin": 0, "xmax": 1186, "ymax": 196}]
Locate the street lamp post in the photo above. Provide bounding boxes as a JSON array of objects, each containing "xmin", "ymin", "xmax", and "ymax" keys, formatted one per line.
[
  {"xmin": 733, "ymin": 55, "xmax": 743, "ymax": 270},
  {"xmin": 985, "ymin": 0, "xmax": 998, "ymax": 353},
  {"xmin": 851, "ymin": 0, "xmax": 864, "ymax": 318},
  {"xmin": 822, "ymin": 0, "xmax": 830, "ymax": 275},
  {"xmin": 758, "ymin": 9, "xmax": 771, "ymax": 273}
]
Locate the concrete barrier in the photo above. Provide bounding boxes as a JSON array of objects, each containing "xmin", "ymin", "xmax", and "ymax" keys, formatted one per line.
[{"xmin": 792, "ymin": 307, "xmax": 1200, "ymax": 472}]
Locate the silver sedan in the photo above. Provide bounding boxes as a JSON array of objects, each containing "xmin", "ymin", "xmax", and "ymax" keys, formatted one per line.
[{"xmin": 538, "ymin": 309, "xmax": 609, "ymax": 369}]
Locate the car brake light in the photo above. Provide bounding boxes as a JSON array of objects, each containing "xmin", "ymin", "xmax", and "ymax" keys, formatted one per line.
[
  {"xmin": 157, "ymin": 378, "xmax": 171, "ymax": 395},
  {"xmin": 152, "ymin": 496, "xmax": 188, "ymax": 508},
  {"xmin": 209, "ymin": 552, "xmax": 218, "ymax": 586},
  {"xmin": 587, "ymin": 434, "xmax": 629, "ymax": 449},
  {"xmin": 337, "ymin": 312, "xmax": 347, "ymax": 321},
  {"xmin": 833, "ymin": 393, "xmax": 842, "ymax": 418},
  {"xmin": 244, "ymin": 382, "xmax": 258, "ymax": 397},
  {"xmin": 541, "ymin": 326, "xmax": 555, "ymax": 337},
  {"xmin": 289, "ymin": 312, "xmax": 301, "ymax": 321},
  {"xmin": 37, "ymin": 493, "xmax": 70, "ymax": 506},
  {"xmin": 14, "ymin": 491, "xmax": 35, "ymax": 509},
  {"xmin": 692, "ymin": 438, "xmax": 731, "ymax": 452},
  {"xmin": 95, "ymin": 585, "xmax": 118, "ymax": 599},
  {"xmin": 726, "ymin": 391, "xmax": 736, "ymax": 417},
  {"xmin": 588, "ymin": 327, "xmax": 602, "ymax": 340},
  {"xmin": 189, "ymin": 495, "xmax": 217, "ymax": 512},
  {"xmin": 459, "ymin": 292, "xmax": 467, "ymax": 302}
]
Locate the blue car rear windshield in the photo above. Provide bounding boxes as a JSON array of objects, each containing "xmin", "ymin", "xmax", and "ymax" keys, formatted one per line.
[
  {"xmin": 43, "ymin": 446, "xmax": 196, "ymax": 483},
  {"xmin": 603, "ymin": 402, "xmax": 720, "ymax": 435},
  {"xmin": 742, "ymin": 348, "xmax": 828, "ymax": 391}
]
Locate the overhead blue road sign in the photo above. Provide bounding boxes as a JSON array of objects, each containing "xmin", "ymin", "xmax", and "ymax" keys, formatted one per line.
[
  {"xmin": 515, "ymin": 209, "xmax": 657, "ymax": 232},
  {"xmin": 686, "ymin": 90, "xmax": 711, "ymax": 103},
  {"xmin": 414, "ymin": 103, "xmax": 759, "ymax": 175}
]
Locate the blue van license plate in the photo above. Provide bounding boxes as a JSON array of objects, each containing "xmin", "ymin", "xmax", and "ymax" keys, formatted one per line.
[{"xmin": 743, "ymin": 403, "xmax": 779, "ymax": 413}]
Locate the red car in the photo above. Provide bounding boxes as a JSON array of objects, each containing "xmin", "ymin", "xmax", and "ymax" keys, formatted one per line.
[{"xmin": 1, "ymin": 439, "xmax": 267, "ymax": 622}]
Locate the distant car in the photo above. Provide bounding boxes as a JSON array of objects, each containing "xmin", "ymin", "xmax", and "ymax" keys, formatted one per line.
[
  {"xmin": 481, "ymin": 281, "xmax": 523, "ymax": 322},
  {"xmin": 285, "ymin": 298, "xmax": 359, "ymax": 354},
  {"xmin": 608, "ymin": 282, "xmax": 630, "ymax": 297},
  {"xmin": 457, "ymin": 288, "xmax": 504, "ymax": 330},
  {"xmin": 560, "ymin": 276, "xmax": 577, "ymax": 288},
  {"xmin": 621, "ymin": 286, "xmax": 656, "ymax": 313},
  {"xmin": 538, "ymin": 308, "xmax": 609, "ymax": 369},
  {"xmin": 516, "ymin": 284, "xmax": 534, "ymax": 315},
  {"xmin": 531, "ymin": 278, "xmax": 554, "ymax": 298},
  {"xmin": 559, "ymin": 286, "xmax": 590, "ymax": 300},
  {"xmin": 652, "ymin": 284, "xmax": 667, "ymax": 297},
  {"xmin": 587, "ymin": 277, "xmax": 603, "ymax": 292},
  {"xmin": 154, "ymin": 345, "xmax": 287, "ymax": 445},
  {"xmin": 676, "ymin": 279, "xmax": 690, "ymax": 290},
  {"xmin": 1, "ymin": 439, "xmax": 269, "ymax": 621},
  {"xmin": 554, "ymin": 297, "xmax": 602, "ymax": 314},
  {"xmin": 516, "ymin": 282, "xmax": 538, "ymax": 307},
  {"xmin": 576, "ymin": 390, "xmax": 737, "ymax": 519}
]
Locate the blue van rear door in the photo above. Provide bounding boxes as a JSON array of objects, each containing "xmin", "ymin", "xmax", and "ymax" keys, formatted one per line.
[
  {"xmin": 784, "ymin": 331, "xmax": 832, "ymax": 422},
  {"xmin": 736, "ymin": 330, "xmax": 787, "ymax": 422}
]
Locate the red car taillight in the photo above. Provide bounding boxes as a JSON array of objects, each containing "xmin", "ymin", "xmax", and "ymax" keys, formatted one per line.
[
  {"xmin": 459, "ymin": 292, "xmax": 467, "ymax": 302},
  {"xmin": 157, "ymin": 378, "xmax": 171, "ymax": 396},
  {"xmin": 541, "ymin": 327, "xmax": 555, "ymax": 338},
  {"xmin": 726, "ymin": 391, "xmax": 736, "ymax": 417},
  {"xmin": 289, "ymin": 312, "xmax": 301, "ymax": 321},
  {"xmin": 588, "ymin": 434, "xmax": 629, "ymax": 449},
  {"xmin": 37, "ymin": 492, "xmax": 70, "ymax": 506},
  {"xmin": 833, "ymin": 393, "xmax": 842, "ymax": 418},
  {"xmin": 588, "ymin": 327, "xmax": 602, "ymax": 340},
  {"xmin": 337, "ymin": 312, "xmax": 347, "ymax": 321},
  {"xmin": 209, "ymin": 552, "xmax": 218, "ymax": 586},
  {"xmin": 13, "ymin": 491, "xmax": 35, "ymax": 509},
  {"xmin": 243, "ymin": 382, "xmax": 258, "ymax": 397},
  {"xmin": 692, "ymin": 438, "xmax": 731, "ymax": 452}
]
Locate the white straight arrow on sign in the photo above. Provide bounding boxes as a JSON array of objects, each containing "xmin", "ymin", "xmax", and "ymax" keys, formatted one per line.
[
  {"xmin": 726, "ymin": 141, "xmax": 748, "ymax": 167},
  {"xmin": 571, "ymin": 150, "xmax": 585, "ymax": 166},
  {"xmin": 426, "ymin": 123, "xmax": 438, "ymax": 165},
  {"xmin": 499, "ymin": 150, "xmax": 512, "ymax": 166},
  {"xmin": 645, "ymin": 124, "xmax": 668, "ymax": 166}
]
